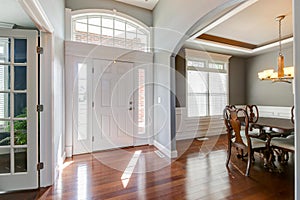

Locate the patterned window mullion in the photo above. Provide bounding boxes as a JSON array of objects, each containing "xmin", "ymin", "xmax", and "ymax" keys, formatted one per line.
[{"xmin": 72, "ymin": 13, "xmax": 150, "ymax": 52}]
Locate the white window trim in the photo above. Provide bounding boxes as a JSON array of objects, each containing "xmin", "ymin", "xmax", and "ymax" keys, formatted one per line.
[
  {"xmin": 185, "ymin": 49, "xmax": 231, "ymax": 118},
  {"xmin": 65, "ymin": 8, "xmax": 150, "ymax": 52}
]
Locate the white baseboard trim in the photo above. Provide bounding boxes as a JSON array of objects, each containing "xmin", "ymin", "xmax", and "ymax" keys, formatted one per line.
[
  {"xmin": 65, "ymin": 146, "xmax": 72, "ymax": 157},
  {"xmin": 171, "ymin": 149, "xmax": 178, "ymax": 158},
  {"xmin": 153, "ymin": 140, "xmax": 178, "ymax": 158}
]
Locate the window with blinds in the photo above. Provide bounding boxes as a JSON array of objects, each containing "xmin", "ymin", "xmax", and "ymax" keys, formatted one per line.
[{"xmin": 186, "ymin": 50, "xmax": 229, "ymax": 117}]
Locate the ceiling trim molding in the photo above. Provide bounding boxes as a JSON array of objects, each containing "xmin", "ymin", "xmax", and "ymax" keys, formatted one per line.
[
  {"xmin": 189, "ymin": 37, "xmax": 294, "ymax": 54},
  {"xmin": 18, "ymin": 0, "xmax": 54, "ymax": 33},
  {"xmin": 197, "ymin": 34, "xmax": 257, "ymax": 49}
]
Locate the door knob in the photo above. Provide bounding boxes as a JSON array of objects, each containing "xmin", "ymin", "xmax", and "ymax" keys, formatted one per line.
[{"xmin": 129, "ymin": 107, "xmax": 133, "ymax": 110}]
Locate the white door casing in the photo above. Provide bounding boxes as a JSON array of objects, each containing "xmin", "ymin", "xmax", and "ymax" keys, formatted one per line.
[{"xmin": 65, "ymin": 42, "xmax": 153, "ymax": 155}]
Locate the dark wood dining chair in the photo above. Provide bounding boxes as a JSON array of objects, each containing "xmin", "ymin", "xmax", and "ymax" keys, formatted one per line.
[
  {"xmin": 270, "ymin": 105, "xmax": 295, "ymax": 163},
  {"xmin": 245, "ymin": 105, "xmax": 259, "ymax": 123},
  {"xmin": 223, "ymin": 106, "xmax": 267, "ymax": 176},
  {"xmin": 245, "ymin": 105, "xmax": 261, "ymax": 134}
]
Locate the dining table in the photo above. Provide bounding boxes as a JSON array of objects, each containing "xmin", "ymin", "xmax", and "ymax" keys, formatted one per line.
[
  {"xmin": 250, "ymin": 117, "xmax": 294, "ymax": 170},
  {"xmin": 251, "ymin": 117, "xmax": 294, "ymax": 135}
]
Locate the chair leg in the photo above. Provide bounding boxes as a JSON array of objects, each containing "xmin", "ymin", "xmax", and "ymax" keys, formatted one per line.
[
  {"xmin": 241, "ymin": 149, "xmax": 244, "ymax": 160},
  {"xmin": 245, "ymin": 150, "xmax": 252, "ymax": 176},
  {"xmin": 226, "ymin": 142, "xmax": 232, "ymax": 167}
]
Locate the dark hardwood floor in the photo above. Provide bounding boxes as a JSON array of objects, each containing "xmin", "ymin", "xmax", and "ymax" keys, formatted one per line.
[{"xmin": 1, "ymin": 134, "xmax": 294, "ymax": 199}]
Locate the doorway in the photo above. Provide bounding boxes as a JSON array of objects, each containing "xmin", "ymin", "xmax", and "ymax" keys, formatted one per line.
[{"xmin": 67, "ymin": 47, "xmax": 153, "ymax": 155}]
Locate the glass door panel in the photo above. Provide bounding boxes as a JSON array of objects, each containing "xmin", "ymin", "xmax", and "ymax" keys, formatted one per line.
[
  {"xmin": 0, "ymin": 36, "xmax": 29, "ymax": 176},
  {"xmin": 14, "ymin": 148, "xmax": 27, "ymax": 173},
  {"xmin": 14, "ymin": 66, "xmax": 27, "ymax": 90},
  {"xmin": 0, "ymin": 148, "xmax": 10, "ymax": 173}
]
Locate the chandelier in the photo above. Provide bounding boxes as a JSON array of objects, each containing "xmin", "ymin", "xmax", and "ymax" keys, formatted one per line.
[{"xmin": 257, "ymin": 15, "xmax": 294, "ymax": 83}]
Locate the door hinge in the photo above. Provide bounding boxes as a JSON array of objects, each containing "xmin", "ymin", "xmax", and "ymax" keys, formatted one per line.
[
  {"xmin": 92, "ymin": 102, "xmax": 94, "ymax": 108},
  {"xmin": 37, "ymin": 104, "xmax": 44, "ymax": 112},
  {"xmin": 92, "ymin": 136, "xmax": 95, "ymax": 142},
  {"xmin": 36, "ymin": 46, "xmax": 44, "ymax": 54},
  {"xmin": 92, "ymin": 67, "xmax": 94, "ymax": 74},
  {"xmin": 37, "ymin": 162, "xmax": 44, "ymax": 171}
]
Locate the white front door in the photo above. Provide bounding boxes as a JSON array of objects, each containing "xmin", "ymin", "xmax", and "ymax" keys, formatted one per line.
[
  {"xmin": 0, "ymin": 29, "xmax": 38, "ymax": 191},
  {"xmin": 92, "ymin": 59, "xmax": 134, "ymax": 151}
]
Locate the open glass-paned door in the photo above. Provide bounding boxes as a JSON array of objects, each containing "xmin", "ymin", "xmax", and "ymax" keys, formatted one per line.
[{"xmin": 0, "ymin": 29, "xmax": 38, "ymax": 191}]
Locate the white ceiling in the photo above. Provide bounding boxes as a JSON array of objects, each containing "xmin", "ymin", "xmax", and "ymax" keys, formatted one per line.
[
  {"xmin": 0, "ymin": 0, "xmax": 35, "ymax": 28},
  {"xmin": 187, "ymin": 0, "xmax": 293, "ymax": 57},
  {"xmin": 0, "ymin": 0, "xmax": 292, "ymax": 58},
  {"xmin": 207, "ymin": 0, "xmax": 293, "ymax": 45},
  {"xmin": 114, "ymin": 0, "xmax": 159, "ymax": 10},
  {"xmin": 0, "ymin": 0, "xmax": 159, "ymax": 28}
]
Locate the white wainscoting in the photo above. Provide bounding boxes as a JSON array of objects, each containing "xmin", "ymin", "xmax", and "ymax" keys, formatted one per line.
[
  {"xmin": 257, "ymin": 106, "xmax": 292, "ymax": 118},
  {"xmin": 175, "ymin": 106, "xmax": 293, "ymax": 141},
  {"xmin": 234, "ymin": 105, "xmax": 292, "ymax": 118},
  {"xmin": 176, "ymin": 108, "xmax": 226, "ymax": 140}
]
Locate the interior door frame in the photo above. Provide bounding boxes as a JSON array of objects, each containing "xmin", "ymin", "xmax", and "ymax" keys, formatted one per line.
[{"xmin": 18, "ymin": 0, "xmax": 55, "ymax": 187}]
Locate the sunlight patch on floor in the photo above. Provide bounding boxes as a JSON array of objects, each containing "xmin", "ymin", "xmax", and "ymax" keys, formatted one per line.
[{"xmin": 121, "ymin": 150, "xmax": 142, "ymax": 188}]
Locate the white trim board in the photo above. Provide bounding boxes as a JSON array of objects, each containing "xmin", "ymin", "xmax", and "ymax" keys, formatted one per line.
[
  {"xmin": 18, "ymin": 0, "xmax": 54, "ymax": 33},
  {"xmin": 257, "ymin": 106, "xmax": 292, "ymax": 119},
  {"xmin": 65, "ymin": 41, "xmax": 153, "ymax": 64},
  {"xmin": 234, "ymin": 105, "xmax": 293, "ymax": 119},
  {"xmin": 153, "ymin": 140, "xmax": 178, "ymax": 158},
  {"xmin": 175, "ymin": 105, "xmax": 292, "ymax": 141},
  {"xmin": 176, "ymin": 107, "xmax": 226, "ymax": 141}
]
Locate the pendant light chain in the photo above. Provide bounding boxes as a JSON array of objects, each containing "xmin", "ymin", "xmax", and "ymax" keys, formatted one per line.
[
  {"xmin": 278, "ymin": 17, "xmax": 282, "ymax": 55},
  {"xmin": 257, "ymin": 15, "xmax": 294, "ymax": 83}
]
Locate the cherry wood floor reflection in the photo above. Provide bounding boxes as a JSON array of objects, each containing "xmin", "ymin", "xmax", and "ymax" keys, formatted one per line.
[
  {"xmin": 42, "ymin": 135, "xmax": 294, "ymax": 200},
  {"xmin": 1, "ymin": 135, "xmax": 293, "ymax": 199}
]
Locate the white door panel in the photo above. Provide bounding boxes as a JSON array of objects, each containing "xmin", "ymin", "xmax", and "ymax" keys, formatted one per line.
[
  {"xmin": 93, "ymin": 60, "xmax": 134, "ymax": 151},
  {"xmin": 0, "ymin": 29, "xmax": 38, "ymax": 191}
]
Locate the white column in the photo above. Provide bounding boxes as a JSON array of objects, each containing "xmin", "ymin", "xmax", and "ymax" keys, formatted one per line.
[{"xmin": 293, "ymin": 0, "xmax": 300, "ymax": 199}]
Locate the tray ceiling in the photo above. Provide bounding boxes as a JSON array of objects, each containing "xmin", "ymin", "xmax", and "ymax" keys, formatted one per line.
[{"xmin": 187, "ymin": 0, "xmax": 293, "ymax": 56}]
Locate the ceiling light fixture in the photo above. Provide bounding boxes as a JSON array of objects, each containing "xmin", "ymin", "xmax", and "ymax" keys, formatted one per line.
[{"xmin": 258, "ymin": 15, "xmax": 294, "ymax": 83}]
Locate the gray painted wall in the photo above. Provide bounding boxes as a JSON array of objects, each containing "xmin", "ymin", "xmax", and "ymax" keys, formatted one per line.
[
  {"xmin": 65, "ymin": 0, "xmax": 153, "ymax": 27},
  {"xmin": 152, "ymin": 0, "xmax": 243, "ymax": 155},
  {"xmin": 153, "ymin": 51, "xmax": 172, "ymax": 150},
  {"xmin": 246, "ymin": 46, "xmax": 294, "ymax": 106},
  {"xmin": 229, "ymin": 57, "xmax": 246, "ymax": 105},
  {"xmin": 175, "ymin": 49, "xmax": 186, "ymax": 107},
  {"xmin": 175, "ymin": 46, "xmax": 294, "ymax": 108}
]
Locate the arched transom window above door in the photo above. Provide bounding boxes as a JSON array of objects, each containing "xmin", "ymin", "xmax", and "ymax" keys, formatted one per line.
[{"xmin": 71, "ymin": 9, "xmax": 150, "ymax": 52}]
